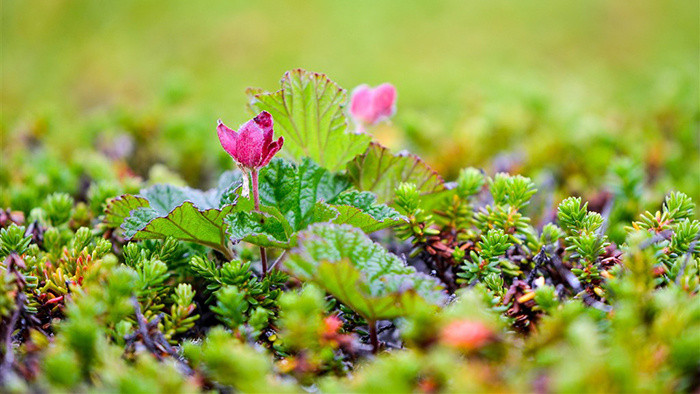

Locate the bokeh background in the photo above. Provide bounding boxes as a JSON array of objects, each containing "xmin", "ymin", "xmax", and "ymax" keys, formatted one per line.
[{"xmin": 2, "ymin": 0, "xmax": 699, "ymax": 225}]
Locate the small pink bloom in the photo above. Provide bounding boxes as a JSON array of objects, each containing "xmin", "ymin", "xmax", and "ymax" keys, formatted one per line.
[
  {"xmin": 440, "ymin": 320, "xmax": 493, "ymax": 351},
  {"xmin": 217, "ymin": 111, "xmax": 284, "ymax": 170},
  {"xmin": 349, "ymin": 83, "xmax": 397, "ymax": 125}
]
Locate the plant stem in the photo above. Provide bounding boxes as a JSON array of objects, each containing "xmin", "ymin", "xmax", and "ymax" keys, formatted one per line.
[
  {"xmin": 369, "ymin": 320, "xmax": 379, "ymax": 354},
  {"xmin": 251, "ymin": 169, "xmax": 268, "ymax": 277},
  {"xmin": 218, "ymin": 245, "xmax": 235, "ymax": 262},
  {"xmin": 268, "ymin": 250, "xmax": 287, "ymax": 271},
  {"xmin": 1, "ymin": 256, "xmax": 26, "ymax": 384},
  {"xmin": 259, "ymin": 247, "xmax": 268, "ymax": 278}
]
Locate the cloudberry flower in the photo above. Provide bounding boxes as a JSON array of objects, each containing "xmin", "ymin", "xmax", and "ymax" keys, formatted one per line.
[
  {"xmin": 440, "ymin": 320, "xmax": 493, "ymax": 351},
  {"xmin": 216, "ymin": 111, "xmax": 282, "ymax": 276},
  {"xmin": 216, "ymin": 111, "xmax": 284, "ymax": 170},
  {"xmin": 349, "ymin": 83, "xmax": 397, "ymax": 126}
]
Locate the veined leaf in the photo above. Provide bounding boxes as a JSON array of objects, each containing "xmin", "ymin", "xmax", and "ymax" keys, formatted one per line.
[
  {"xmin": 107, "ymin": 158, "xmax": 403, "ymax": 254},
  {"xmin": 258, "ymin": 158, "xmax": 349, "ymax": 230},
  {"xmin": 325, "ymin": 190, "xmax": 406, "ymax": 233},
  {"xmin": 105, "ymin": 194, "xmax": 149, "ymax": 228},
  {"xmin": 105, "ymin": 172, "xmax": 242, "ymax": 254},
  {"xmin": 226, "ymin": 206, "xmax": 298, "ymax": 249},
  {"xmin": 347, "ymin": 142, "xmax": 445, "ymax": 204},
  {"xmin": 247, "ymin": 69, "xmax": 371, "ymax": 172},
  {"xmin": 123, "ymin": 201, "xmax": 236, "ymax": 249},
  {"xmin": 225, "ymin": 160, "xmax": 405, "ymax": 248},
  {"xmin": 326, "ymin": 204, "xmax": 403, "ymax": 234},
  {"xmin": 287, "ymin": 224, "xmax": 445, "ymax": 321}
]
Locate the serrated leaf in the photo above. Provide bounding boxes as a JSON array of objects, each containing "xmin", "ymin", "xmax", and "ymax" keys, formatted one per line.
[
  {"xmin": 105, "ymin": 172, "xmax": 242, "ymax": 254},
  {"xmin": 347, "ymin": 142, "xmax": 445, "ymax": 204},
  {"xmin": 105, "ymin": 194, "xmax": 149, "ymax": 228},
  {"xmin": 325, "ymin": 190, "xmax": 406, "ymax": 233},
  {"xmin": 258, "ymin": 158, "xmax": 350, "ymax": 230},
  {"xmin": 124, "ymin": 201, "xmax": 238, "ymax": 250},
  {"xmin": 326, "ymin": 205, "xmax": 403, "ymax": 233},
  {"xmin": 104, "ymin": 194, "xmax": 148, "ymax": 228},
  {"xmin": 226, "ymin": 159, "xmax": 403, "ymax": 248},
  {"xmin": 226, "ymin": 206, "xmax": 295, "ymax": 249},
  {"xmin": 247, "ymin": 69, "xmax": 371, "ymax": 172},
  {"xmin": 109, "ymin": 158, "xmax": 403, "ymax": 254},
  {"xmin": 287, "ymin": 224, "xmax": 445, "ymax": 321}
]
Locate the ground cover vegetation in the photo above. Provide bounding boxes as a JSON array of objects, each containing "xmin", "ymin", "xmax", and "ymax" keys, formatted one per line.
[
  {"xmin": 1, "ymin": 68, "xmax": 698, "ymax": 393},
  {"xmin": 1, "ymin": 2, "xmax": 698, "ymax": 392}
]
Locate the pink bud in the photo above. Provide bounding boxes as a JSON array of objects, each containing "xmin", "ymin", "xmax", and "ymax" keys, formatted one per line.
[
  {"xmin": 349, "ymin": 83, "xmax": 397, "ymax": 125},
  {"xmin": 217, "ymin": 111, "xmax": 284, "ymax": 170}
]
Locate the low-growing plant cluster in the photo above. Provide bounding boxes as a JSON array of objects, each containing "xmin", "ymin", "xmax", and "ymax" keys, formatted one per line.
[{"xmin": 1, "ymin": 70, "xmax": 698, "ymax": 393}]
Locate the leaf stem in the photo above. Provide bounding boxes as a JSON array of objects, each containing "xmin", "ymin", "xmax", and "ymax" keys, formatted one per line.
[
  {"xmin": 251, "ymin": 169, "xmax": 268, "ymax": 277},
  {"xmin": 217, "ymin": 245, "xmax": 235, "ymax": 262}
]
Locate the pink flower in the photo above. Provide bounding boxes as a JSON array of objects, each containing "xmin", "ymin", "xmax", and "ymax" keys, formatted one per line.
[
  {"xmin": 216, "ymin": 111, "xmax": 284, "ymax": 170},
  {"xmin": 349, "ymin": 83, "xmax": 397, "ymax": 126}
]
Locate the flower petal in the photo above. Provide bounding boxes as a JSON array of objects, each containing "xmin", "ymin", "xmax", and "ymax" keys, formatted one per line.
[
  {"xmin": 254, "ymin": 111, "xmax": 274, "ymax": 146},
  {"xmin": 372, "ymin": 83, "xmax": 397, "ymax": 121},
  {"xmin": 260, "ymin": 136, "xmax": 284, "ymax": 167},
  {"xmin": 216, "ymin": 119, "xmax": 238, "ymax": 158},
  {"xmin": 236, "ymin": 119, "xmax": 267, "ymax": 168},
  {"xmin": 349, "ymin": 84, "xmax": 376, "ymax": 124}
]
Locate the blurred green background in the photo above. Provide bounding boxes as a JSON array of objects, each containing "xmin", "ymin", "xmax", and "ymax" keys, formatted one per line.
[{"xmin": 2, "ymin": 0, "xmax": 699, "ymax": 214}]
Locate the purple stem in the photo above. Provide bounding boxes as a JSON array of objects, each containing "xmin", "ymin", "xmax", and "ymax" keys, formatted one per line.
[
  {"xmin": 251, "ymin": 169, "xmax": 268, "ymax": 277},
  {"xmin": 369, "ymin": 320, "xmax": 379, "ymax": 354}
]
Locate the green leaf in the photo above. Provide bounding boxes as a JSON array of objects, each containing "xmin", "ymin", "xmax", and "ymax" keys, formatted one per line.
[
  {"xmin": 247, "ymin": 69, "xmax": 371, "ymax": 172},
  {"xmin": 258, "ymin": 158, "xmax": 350, "ymax": 230},
  {"xmin": 105, "ymin": 172, "xmax": 242, "ymax": 254},
  {"xmin": 326, "ymin": 190, "xmax": 406, "ymax": 233},
  {"xmin": 347, "ymin": 142, "xmax": 445, "ymax": 204},
  {"xmin": 226, "ymin": 159, "xmax": 404, "ymax": 248},
  {"xmin": 226, "ymin": 206, "xmax": 295, "ymax": 249},
  {"xmin": 105, "ymin": 194, "xmax": 149, "ymax": 228},
  {"xmin": 123, "ymin": 201, "xmax": 237, "ymax": 248},
  {"xmin": 287, "ymin": 224, "xmax": 445, "ymax": 321},
  {"xmin": 109, "ymin": 159, "xmax": 402, "ymax": 253}
]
